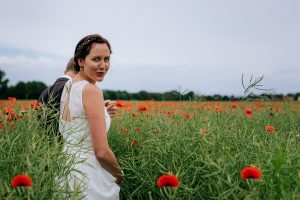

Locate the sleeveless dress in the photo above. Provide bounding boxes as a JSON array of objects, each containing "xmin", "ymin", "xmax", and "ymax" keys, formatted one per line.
[{"xmin": 59, "ymin": 79, "xmax": 120, "ymax": 200}]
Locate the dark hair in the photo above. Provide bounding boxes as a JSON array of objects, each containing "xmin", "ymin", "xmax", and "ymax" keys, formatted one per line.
[{"xmin": 74, "ymin": 34, "xmax": 112, "ymax": 72}]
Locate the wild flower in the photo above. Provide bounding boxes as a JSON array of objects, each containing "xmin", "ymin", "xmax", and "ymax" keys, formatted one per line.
[
  {"xmin": 245, "ymin": 108, "xmax": 253, "ymax": 118},
  {"xmin": 130, "ymin": 139, "xmax": 138, "ymax": 148},
  {"xmin": 3, "ymin": 107, "xmax": 15, "ymax": 115},
  {"xmin": 22, "ymin": 105, "xmax": 28, "ymax": 112},
  {"xmin": 11, "ymin": 174, "xmax": 32, "ymax": 188},
  {"xmin": 135, "ymin": 127, "xmax": 140, "ymax": 133},
  {"xmin": 265, "ymin": 125, "xmax": 276, "ymax": 133},
  {"xmin": 167, "ymin": 111, "xmax": 175, "ymax": 116},
  {"xmin": 214, "ymin": 105, "xmax": 222, "ymax": 112},
  {"xmin": 138, "ymin": 105, "xmax": 148, "ymax": 112},
  {"xmin": 183, "ymin": 113, "xmax": 192, "ymax": 120},
  {"xmin": 231, "ymin": 103, "xmax": 238, "ymax": 109},
  {"xmin": 240, "ymin": 166, "xmax": 262, "ymax": 180},
  {"xmin": 8, "ymin": 97, "xmax": 17, "ymax": 102},
  {"xmin": 116, "ymin": 100, "xmax": 126, "ymax": 108},
  {"xmin": 157, "ymin": 174, "xmax": 180, "ymax": 188},
  {"xmin": 30, "ymin": 101, "xmax": 42, "ymax": 110}
]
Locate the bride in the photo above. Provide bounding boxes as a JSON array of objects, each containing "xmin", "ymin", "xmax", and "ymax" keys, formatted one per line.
[{"xmin": 59, "ymin": 34, "xmax": 122, "ymax": 199}]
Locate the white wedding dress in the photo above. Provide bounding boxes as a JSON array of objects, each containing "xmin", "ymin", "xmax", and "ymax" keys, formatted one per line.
[{"xmin": 59, "ymin": 80, "xmax": 120, "ymax": 200}]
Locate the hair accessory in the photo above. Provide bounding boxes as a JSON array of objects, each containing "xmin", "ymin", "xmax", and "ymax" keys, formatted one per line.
[{"xmin": 76, "ymin": 39, "xmax": 91, "ymax": 52}]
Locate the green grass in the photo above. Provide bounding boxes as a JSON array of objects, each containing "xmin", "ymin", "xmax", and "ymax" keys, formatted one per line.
[
  {"xmin": 0, "ymin": 103, "xmax": 79, "ymax": 199},
  {"xmin": 1, "ymin": 101, "xmax": 300, "ymax": 199},
  {"xmin": 109, "ymin": 101, "xmax": 300, "ymax": 199}
]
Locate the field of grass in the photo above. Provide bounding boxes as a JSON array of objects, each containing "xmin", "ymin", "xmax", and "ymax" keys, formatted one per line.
[{"xmin": 1, "ymin": 99, "xmax": 300, "ymax": 199}]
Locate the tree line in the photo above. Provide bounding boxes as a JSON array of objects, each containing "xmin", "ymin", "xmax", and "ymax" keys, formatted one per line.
[
  {"xmin": 0, "ymin": 69, "xmax": 47, "ymax": 99},
  {"xmin": 1, "ymin": 69, "xmax": 299, "ymax": 101}
]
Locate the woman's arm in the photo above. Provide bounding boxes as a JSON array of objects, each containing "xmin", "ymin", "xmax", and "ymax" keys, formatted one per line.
[{"xmin": 83, "ymin": 84, "xmax": 122, "ymax": 184}]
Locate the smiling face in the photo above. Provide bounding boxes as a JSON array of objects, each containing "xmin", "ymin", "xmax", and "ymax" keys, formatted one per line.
[{"xmin": 78, "ymin": 43, "xmax": 111, "ymax": 84}]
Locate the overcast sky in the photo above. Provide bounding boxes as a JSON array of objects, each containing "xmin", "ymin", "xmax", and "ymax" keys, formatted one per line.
[{"xmin": 0, "ymin": 0, "xmax": 299, "ymax": 96}]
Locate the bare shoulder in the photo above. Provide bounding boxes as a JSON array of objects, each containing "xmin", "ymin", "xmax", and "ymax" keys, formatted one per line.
[
  {"xmin": 83, "ymin": 83, "xmax": 103, "ymax": 96},
  {"xmin": 82, "ymin": 83, "xmax": 104, "ymax": 108}
]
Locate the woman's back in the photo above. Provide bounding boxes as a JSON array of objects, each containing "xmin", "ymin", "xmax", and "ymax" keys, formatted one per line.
[
  {"xmin": 60, "ymin": 79, "xmax": 110, "ymax": 150},
  {"xmin": 59, "ymin": 79, "xmax": 119, "ymax": 199}
]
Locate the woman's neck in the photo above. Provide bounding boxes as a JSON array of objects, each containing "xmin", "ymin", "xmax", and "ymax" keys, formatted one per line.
[{"xmin": 73, "ymin": 73, "xmax": 96, "ymax": 85}]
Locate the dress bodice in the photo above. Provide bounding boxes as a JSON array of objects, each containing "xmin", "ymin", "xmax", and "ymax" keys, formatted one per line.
[{"xmin": 59, "ymin": 80, "xmax": 111, "ymax": 152}]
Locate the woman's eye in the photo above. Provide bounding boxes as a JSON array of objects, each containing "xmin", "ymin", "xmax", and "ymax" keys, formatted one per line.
[
  {"xmin": 104, "ymin": 58, "xmax": 110, "ymax": 62},
  {"xmin": 94, "ymin": 58, "xmax": 100, "ymax": 61}
]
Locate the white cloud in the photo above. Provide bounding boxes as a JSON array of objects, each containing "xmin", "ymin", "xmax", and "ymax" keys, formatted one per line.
[{"xmin": 0, "ymin": 55, "xmax": 65, "ymax": 86}]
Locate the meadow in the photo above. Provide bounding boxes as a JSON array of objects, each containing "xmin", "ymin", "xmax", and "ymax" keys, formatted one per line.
[{"xmin": 0, "ymin": 99, "xmax": 299, "ymax": 199}]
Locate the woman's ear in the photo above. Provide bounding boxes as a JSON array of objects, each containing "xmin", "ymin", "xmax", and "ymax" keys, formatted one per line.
[{"xmin": 78, "ymin": 58, "xmax": 84, "ymax": 68}]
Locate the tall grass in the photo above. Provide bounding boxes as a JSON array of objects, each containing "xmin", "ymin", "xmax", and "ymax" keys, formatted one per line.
[
  {"xmin": 0, "ymin": 101, "xmax": 77, "ymax": 199},
  {"xmin": 1, "ymin": 100, "xmax": 300, "ymax": 199},
  {"xmin": 109, "ymin": 101, "xmax": 300, "ymax": 199}
]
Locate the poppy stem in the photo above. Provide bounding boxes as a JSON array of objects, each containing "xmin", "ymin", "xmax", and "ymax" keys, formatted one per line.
[{"xmin": 27, "ymin": 188, "xmax": 31, "ymax": 200}]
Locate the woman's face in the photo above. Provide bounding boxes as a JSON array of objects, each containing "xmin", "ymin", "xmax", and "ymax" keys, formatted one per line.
[{"xmin": 79, "ymin": 43, "xmax": 111, "ymax": 84}]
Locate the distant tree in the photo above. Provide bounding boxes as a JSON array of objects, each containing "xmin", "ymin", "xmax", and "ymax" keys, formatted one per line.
[
  {"xmin": 183, "ymin": 91, "xmax": 195, "ymax": 100},
  {"xmin": 213, "ymin": 94, "xmax": 222, "ymax": 101},
  {"xmin": 294, "ymin": 93, "xmax": 300, "ymax": 101},
  {"xmin": 162, "ymin": 90, "xmax": 178, "ymax": 101},
  {"xmin": 272, "ymin": 94, "xmax": 284, "ymax": 101},
  {"xmin": 261, "ymin": 93, "xmax": 272, "ymax": 100},
  {"xmin": 116, "ymin": 90, "xmax": 131, "ymax": 100},
  {"xmin": 7, "ymin": 81, "xmax": 47, "ymax": 99},
  {"xmin": 103, "ymin": 90, "xmax": 117, "ymax": 100},
  {"xmin": 222, "ymin": 95, "xmax": 229, "ymax": 101},
  {"xmin": 26, "ymin": 81, "xmax": 47, "ymax": 99},
  {"xmin": 7, "ymin": 81, "xmax": 27, "ymax": 99},
  {"xmin": 0, "ymin": 68, "xmax": 9, "ymax": 99},
  {"xmin": 150, "ymin": 92, "xmax": 163, "ymax": 101},
  {"xmin": 137, "ymin": 90, "xmax": 151, "ymax": 100},
  {"xmin": 206, "ymin": 95, "xmax": 213, "ymax": 101}
]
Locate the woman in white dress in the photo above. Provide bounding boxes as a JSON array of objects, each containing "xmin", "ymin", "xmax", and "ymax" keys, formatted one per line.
[{"xmin": 59, "ymin": 34, "xmax": 122, "ymax": 199}]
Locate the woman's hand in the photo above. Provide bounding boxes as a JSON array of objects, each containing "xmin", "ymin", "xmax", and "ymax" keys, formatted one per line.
[{"xmin": 104, "ymin": 100, "xmax": 117, "ymax": 118}]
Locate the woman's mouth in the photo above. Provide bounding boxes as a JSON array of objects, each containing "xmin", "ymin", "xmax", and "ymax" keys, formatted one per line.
[{"xmin": 96, "ymin": 72, "xmax": 105, "ymax": 77}]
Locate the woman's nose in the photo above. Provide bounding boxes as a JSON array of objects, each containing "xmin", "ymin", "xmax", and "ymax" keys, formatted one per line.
[{"xmin": 98, "ymin": 59, "xmax": 104, "ymax": 67}]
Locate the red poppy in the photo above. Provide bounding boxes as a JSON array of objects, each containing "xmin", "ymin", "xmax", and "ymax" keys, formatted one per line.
[
  {"xmin": 167, "ymin": 111, "xmax": 175, "ymax": 116},
  {"xmin": 214, "ymin": 105, "xmax": 222, "ymax": 112},
  {"xmin": 240, "ymin": 166, "xmax": 262, "ymax": 180},
  {"xmin": 135, "ymin": 127, "xmax": 140, "ymax": 133},
  {"xmin": 11, "ymin": 174, "xmax": 32, "ymax": 188},
  {"xmin": 231, "ymin": 103, "xmax": 238, "ymax": 109},
  {"xmin": 30, "ymin": 101, "xmax": 42, "ymax": 109},
  {"xmin": 245, "ymin": 108, "xmax": 253, "ymax": 118},
  {"xmin": 138, "ymin": 105, "xmax": 148, "ymax": 112},
  {"xmin": 22, "ymin": 105, "xmax": 28, "ymax": 111},
  {"xmin": 131, "ymin": 113, "xmax": 138, "ymax": 117},
  {"xmin": 183, "ymin": 113, "xmax": 192, "ymax": 119},
  {"xmin": 157, "ymin": 174, "xmax": 180, "ymax": 188},
  {"xmin": 3, "ymin": 107, "xmax": 14, "ymax": 115},
  {"xmin": 8, "ymin": 97, "xmax": 17, "ymax": 102},
  {"xmin": 116, "ymin": 100, "xmax": 126, "ymax": 108},
  {"xmin": 265, "ymin": 125, "xmax": 276, "ymax": 133},
  {"xmin": 130, "ymin": 139, "xmax": 138, "ymax": 148}
]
